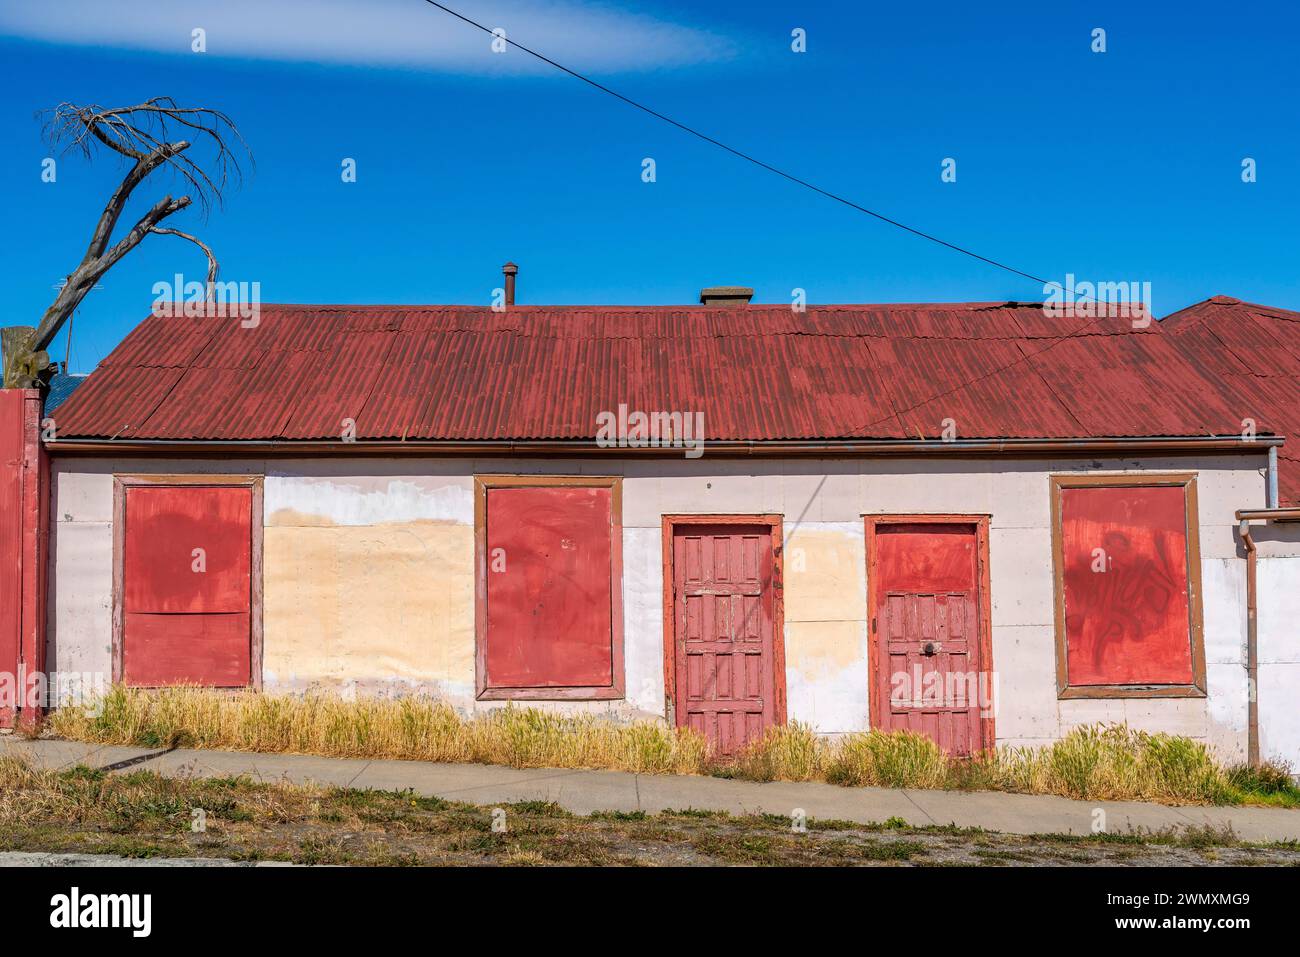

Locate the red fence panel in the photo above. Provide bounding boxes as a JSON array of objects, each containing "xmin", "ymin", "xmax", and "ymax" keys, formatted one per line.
[{"xmin": 0, "ymin": 389, "xmax": 47, "ymax": 726}]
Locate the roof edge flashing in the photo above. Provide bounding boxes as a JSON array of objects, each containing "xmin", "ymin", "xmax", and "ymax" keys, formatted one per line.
[{"xmin": 44, "ymin": 435, "xmax": 1283, "ymax": 457}]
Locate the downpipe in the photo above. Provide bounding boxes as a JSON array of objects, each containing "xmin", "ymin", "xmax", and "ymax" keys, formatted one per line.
[{"xmin": 1238, "ymin": 518, "xmax": 1259, "ymax": 768}]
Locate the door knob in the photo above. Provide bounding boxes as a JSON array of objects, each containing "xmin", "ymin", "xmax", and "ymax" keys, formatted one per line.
[{"xmin": 922, "ymin": 642, "xmax": 937, "ymax": 657}]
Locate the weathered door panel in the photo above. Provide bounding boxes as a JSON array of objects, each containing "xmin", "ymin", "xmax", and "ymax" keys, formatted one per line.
[
  {"xmin": 672, "ymin": 525, "xmax": 776, "ymax": 755},
  {"xmin": 125, "ymin": 486, "xmax": 251, "ymax": 613},
  {"xmin": 123, "ymin": 612, "xmax": 251, "ymax": 687},
  {"xmin": 871, "ymin": 522, "xmax": 988, "ymax": 756},
  {"xmin": 122, "ymin": 484, "xmax": 253, "ymax": 687},
  {"xmin": 484, "ymin": 485, "xmax": 614, "ymax": 689}
]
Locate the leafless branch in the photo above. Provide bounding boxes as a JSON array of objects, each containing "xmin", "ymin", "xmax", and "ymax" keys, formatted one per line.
[
  {"xmin": 42, "ymin": 97, "xmax": 251, "ymax": 217},
  {"xmin": 14, "ymin": 98, "xmax": 252, "ymax": 363},
  {"xmin": 149, "ymin": 226, "xmax": 219, "ymax": 298}
]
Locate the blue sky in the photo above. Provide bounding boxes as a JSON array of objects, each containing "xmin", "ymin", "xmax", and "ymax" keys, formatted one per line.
[{"xmin": 1, "ymin": 0, "xmax": 1297, "ymax": 372}]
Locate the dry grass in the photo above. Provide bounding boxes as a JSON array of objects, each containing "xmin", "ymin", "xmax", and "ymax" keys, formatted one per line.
[
  {"xmin": 827, "ymin": 730, "xmax": 950, "ymax": 790},
  {"xmin": 989, "ymin": 725, "xmax": 1238, "ymax": 804},
  {"xmin": 49, "ymin": 686, "xmax": 711, "ymax": 775},
  {"xmin": 45, "ymin": 687, "xmax": 1299, "ymax": 807}
]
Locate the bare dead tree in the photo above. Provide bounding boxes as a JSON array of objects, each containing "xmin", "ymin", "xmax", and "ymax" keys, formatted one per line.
[{"xmin": 3, "ymin": 97, "xmax": 251, "ymax": 388}]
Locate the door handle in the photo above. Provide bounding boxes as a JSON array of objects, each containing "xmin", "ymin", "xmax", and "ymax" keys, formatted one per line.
[{"xmin": 922, "ymin": 642, "xmax": 938, "ymax": 657}]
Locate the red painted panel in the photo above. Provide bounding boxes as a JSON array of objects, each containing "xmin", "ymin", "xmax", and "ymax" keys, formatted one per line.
[
  {"xmin": 0, "ymin": 391, "xmax": 27, "ymax": 724},
  {"xmin": 1060, "ymin": 486, "xmax": 1193, "ymax": 685},
  {"xmin": 123, "ymin": 613, "xmax": 250, "ymax": 687},
  {"xmin": 872, "ymin": 524, "xmax": 984, "ymax": 757},
  {"xmin": 125, "ymin": 486, "xmax": 251, "ymax": 613},
  {"xmin": 875, "ymin": 524, "xmax": 976, "ymax": 592},
  {"xmin": 485, "ymin": 486, "xmax": 614, "ymax": 688},
  {"xmin": 123, "ymin": 484, "xmax": 252, "ymax": 687},
  {"xmin": 673, "ymin": 526, "xmax": 776, "ymax": 755},
  {"xmin": 0, "ymin": 391, "xmax": 46, "ymax": 725}
]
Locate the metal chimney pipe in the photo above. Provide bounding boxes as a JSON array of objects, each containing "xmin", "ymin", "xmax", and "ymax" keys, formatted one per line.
[{"xmin": 503, "ymin": 262, "xmax": 518, "ymax": 308}]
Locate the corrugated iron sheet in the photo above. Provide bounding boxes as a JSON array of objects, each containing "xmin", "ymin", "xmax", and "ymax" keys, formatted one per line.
[
  {"xmin": 1162, "ymin": 296, "xmax": 1300, "ymax": 505},
  {"xmin": 47, "ymin": 300, "xmax": 1290, "ymax": 465}
]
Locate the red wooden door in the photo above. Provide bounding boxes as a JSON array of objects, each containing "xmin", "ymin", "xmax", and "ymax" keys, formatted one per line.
[
  {"xmin": 871, "ymin": 522, "xmax": 988, "ymax": 756},
  {"xmin": 122, "ymin": 485, "xmax": 253, "ymax": 686},
  {"xmin": 672, "ymin": 525, "xmax": 778, "ymax": 755}
]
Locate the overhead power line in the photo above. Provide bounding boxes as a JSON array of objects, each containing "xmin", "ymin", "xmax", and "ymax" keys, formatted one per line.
[{"xmin": 422, "ymin": 0, "xmax": 1053, "ymax": 289}]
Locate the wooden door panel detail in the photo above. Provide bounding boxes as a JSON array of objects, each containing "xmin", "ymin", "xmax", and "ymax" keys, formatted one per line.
[{"xmin": 672, "ymin": 525, "xmax": 778, "ymax": 756}]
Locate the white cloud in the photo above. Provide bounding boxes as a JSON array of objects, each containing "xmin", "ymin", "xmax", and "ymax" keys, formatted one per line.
[{"xmin": 0, "ymin": 0, "xmax": 736, "ymax": 74}]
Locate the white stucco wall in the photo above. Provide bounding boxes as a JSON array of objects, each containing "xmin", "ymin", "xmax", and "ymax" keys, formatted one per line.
[
  {"xmin": 46, "ymin": 451, "xmax": 1295, "ymax": 761},
  {"xmin": 1257, "ymin": 525, "xmax": 1300, "ymax": 766}
]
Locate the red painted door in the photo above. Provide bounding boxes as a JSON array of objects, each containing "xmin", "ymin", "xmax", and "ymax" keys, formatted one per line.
[
  {"xmin": 123, "ymin": 485, "xmax": 252, "ymax": 686},
  {"xmin": 672, "ymin": 525, "xmax": 778, "ymax": 756},
  {"xmin": 872, "ymin": 523, "xmax": 987, "ymax": 756}
]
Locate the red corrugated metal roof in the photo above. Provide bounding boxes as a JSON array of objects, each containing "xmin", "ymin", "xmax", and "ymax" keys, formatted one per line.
[
  {"xmin": 50, "ymin": 301, "xmax": 1286, "ymax": 458},
  {"xmin": 1160, "ymin": 296, "xmax": 1300, "ymax": 505}
]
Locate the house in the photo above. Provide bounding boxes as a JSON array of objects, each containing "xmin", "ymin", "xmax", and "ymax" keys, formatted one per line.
[{"xmin": 6, "ymin": 279, "xmax": 1298, "ymax": 764}]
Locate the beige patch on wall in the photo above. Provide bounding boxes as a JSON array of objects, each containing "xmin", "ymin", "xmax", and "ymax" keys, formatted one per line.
[
  {"xmin": 783, "ymin": 527, "xmax": 865, "ymax": 622},
  {"xmin": 786, "ymin": 620, "xmax": 863, "ymax": 680},
  {"xmin": 263, "ymin": 520, "xmax": 474, "ymax": 685}
]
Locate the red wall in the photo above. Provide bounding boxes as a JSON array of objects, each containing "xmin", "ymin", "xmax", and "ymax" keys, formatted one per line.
[{"xmin": 0, "ymin": 389, "xmax": 47, "ymax": 726}]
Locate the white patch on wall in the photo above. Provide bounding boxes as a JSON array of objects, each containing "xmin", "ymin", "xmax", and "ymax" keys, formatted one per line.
[
  {"xmin": 1201, "ymin": 558, "xmax": 1245, "ymax": 664},
  {"xmin": 1259, "ymin": 557, "xmax": 1300, "ymax": 664},
  {"xmin": 784, "ymin": 620, "xmax": 870, "ymax": 733},
  {"xmin": 1257, "ymin": 555, "xmax": 1300, "ymax": 764},
  {"xmin": 1259, "ymin": 664, "xmax": 1300, "ymax": 764},
  {"xmin": 1205, "ymin": 662, "xmax": 1248, "ymax": 738},
  {"xmin": 264, "ymin": 475, "xmax": 473, "ymax": 526},
  {"xmin": 622, "ymin": 526, "xmax": 666, "ymax": 716}
]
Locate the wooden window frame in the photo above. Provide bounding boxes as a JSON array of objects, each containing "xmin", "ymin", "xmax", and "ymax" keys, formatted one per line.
[
  {"xmin": 474, "ymin": 475, "xmax": 625, "ymax": 701},
  {"xmin": 660, "ymin": 514, "xmax": 787, "ymax": 730},
  {"xmin": 863, "ymin": 514, "xmax": 995, "ymax": 751},
  {"xmin": 112, "ymin": 474, "xmax": 264, "ymax": 690},
  {"xmin": 1049, "ymin": 473, "xmax": 1207, "ymax": 699}
]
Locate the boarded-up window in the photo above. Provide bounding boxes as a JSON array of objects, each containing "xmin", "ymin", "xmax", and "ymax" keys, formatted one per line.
[
  {"xmin": 119, "ymin": 482, "xmax": 257, "ymax": 687},
  {"xmin": 476, "ymin": 477, "xmax": 624, "ymax": 699},
  {"xmin": 1051, "ymin": 475, "xmax": 1205, "ymax": 697}
]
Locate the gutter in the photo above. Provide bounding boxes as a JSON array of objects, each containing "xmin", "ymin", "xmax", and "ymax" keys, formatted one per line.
[
  {"xmin": 1234, "ymin": 506, "xmax": 1300, "ymax": 767},
  {"xmin": 42, "ymin": 435, "xmax": 1284, "ymax": 458}
]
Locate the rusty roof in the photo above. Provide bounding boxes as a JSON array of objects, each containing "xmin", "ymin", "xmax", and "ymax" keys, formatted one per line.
[
  {"xmin": 49, "ymin": 300, "xmax": 1287, "ymax": 463},
  {"xmin": 1160, "ymin": 296, "xmax": 1300, "ymax": 505}
]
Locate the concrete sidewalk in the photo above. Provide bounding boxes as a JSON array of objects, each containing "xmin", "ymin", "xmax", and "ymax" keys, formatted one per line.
[{"xmin": 4, "ymin": 735, "xmax": 1299, "ymax": 843}]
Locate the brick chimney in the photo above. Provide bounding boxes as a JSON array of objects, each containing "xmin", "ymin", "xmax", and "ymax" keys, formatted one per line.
[{"xmin": 699, "ymin": 286, "xmax": 753, "ymax": 306}]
